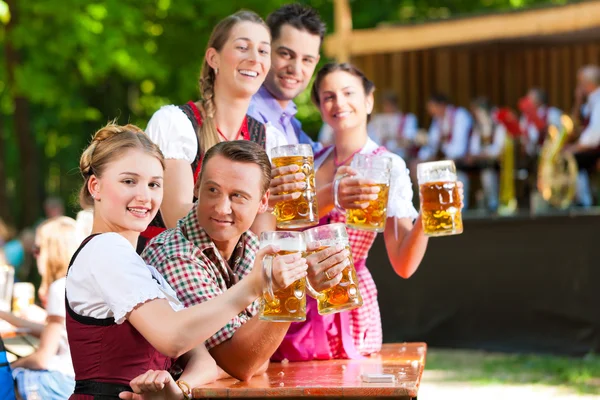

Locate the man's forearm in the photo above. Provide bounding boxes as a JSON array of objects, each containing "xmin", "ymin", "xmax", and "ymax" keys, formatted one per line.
[{"xmin": 209, "ymin": 316, "xmax": 290, "ymax": 381}]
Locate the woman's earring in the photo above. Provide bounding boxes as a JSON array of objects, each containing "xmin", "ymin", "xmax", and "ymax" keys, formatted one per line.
[{"xmin": 214, "ymin": 68, "xmax": 218, "ymax": 75}]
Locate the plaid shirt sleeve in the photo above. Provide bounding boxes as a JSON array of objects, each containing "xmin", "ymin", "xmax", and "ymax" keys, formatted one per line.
[{"xmin": 159, "ymin": 253, "xmax": 254, "ymax": 350}]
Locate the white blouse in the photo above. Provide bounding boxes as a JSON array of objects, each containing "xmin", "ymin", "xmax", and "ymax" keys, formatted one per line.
[
  {"xmin": 45, "ymin": 277, "xmax": 74, "ymax": 377},
  {"xmin": 65, "ymin": 233, "xmax": 184, "ymax": 325},
  {"xmin": 316, "ymin": 138, "xmax": 419, "ymax": 220},
  {"xmin": 145, "ymin": 105, "xmax": 288, "ymax": 161},
  {"xmin": 469, "ymin": 124, "xmax": 507, "ymax": 158}
]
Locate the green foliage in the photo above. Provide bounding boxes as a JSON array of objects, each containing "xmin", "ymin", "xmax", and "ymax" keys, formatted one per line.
[
  {"xmin": 0, "ymin": 0, "xmax": 568, "ymax": 227},
  {"xmin": 427, "ymin": 349, "xmax": 600, "ymax": 394}
]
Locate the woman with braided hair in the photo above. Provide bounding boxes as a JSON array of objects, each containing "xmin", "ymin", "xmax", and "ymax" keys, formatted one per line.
[{"xmin": 141, "ymin": 10, "xmax": 287, "ymax": 249}]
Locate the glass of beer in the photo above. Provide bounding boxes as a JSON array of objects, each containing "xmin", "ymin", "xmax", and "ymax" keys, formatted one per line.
[
  {"xmin": 271, "ymin": 144, "xmax": 319, "ymax": 229},
  {"xmin": 303, "ymin": 223, "xmax": 363, "ymax": 315},
  {"xmin": 0, "ymin": 265, "xmax": 15, "ymax": 312},
  {"xmin": 417, "ymin": 160, "xmax": 463, "ymax": 236},
  {"xmin": 258, "ymin": 231, "xmax": 307, "ymax": 322},
  {"xmin": 334, "ymin": 153, "xmax": 392, "ymax": 232},
  {"xmin": 12, "ymin": 282, "xmax": 35, "ymax": 317}
]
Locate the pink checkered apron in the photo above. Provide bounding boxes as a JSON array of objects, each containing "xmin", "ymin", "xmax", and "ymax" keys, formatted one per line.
[{"xmin": 272, "ymin": 146, "xmax": 387, "ymax": 361}]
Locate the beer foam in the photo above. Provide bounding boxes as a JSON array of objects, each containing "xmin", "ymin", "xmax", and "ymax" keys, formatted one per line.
[
  {"xmin": 417, "ymin": 161, "xmax": 457, "ymax": 184},
  {"xmin": 260, "ymin": 237, "xmax": 306, "ymax": 252},
  {"xmin": 313, "ymin": 239, "xmax": 347, "ymax": 248}
]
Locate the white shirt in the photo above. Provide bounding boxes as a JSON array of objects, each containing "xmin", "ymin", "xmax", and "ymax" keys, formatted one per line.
[
  {"xmin": 519, "ymin": 106, "xmax": 563, "ymax": 155},
  {"xmin": 469, "ymin": 123, "xmax": 507, "ymax": 158},
  {"xmin": 66, "ymin": 233, "xmax": 184, "ymax": 325},
  {"xmin": 45, "ymin": 277, "xmax": 74, "ymax": 377},
  {"xmin": 418, "ymin": 106, "xmax": 472, "ymax": 160},
  {"xmin": 368, "ymin": 112, "xmax": 418, "ymax": 159},
  {"xmin": 145, "ymin": 105, "xmax": 288, "ymax": 161},
  {"xmin": 315, "ymin": 138, "xmax": 419, "ymax": 220},
  {"xmin": 579, "ymin": 88, "xmax": 600, "ymax": 148}
]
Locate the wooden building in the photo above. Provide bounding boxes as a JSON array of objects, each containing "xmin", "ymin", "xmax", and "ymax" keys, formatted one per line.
[{"xmin": 324, "ymin": 0, "xmax": 600, "ymax": 125}]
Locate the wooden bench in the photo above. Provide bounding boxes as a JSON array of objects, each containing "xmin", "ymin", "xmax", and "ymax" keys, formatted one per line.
[{"xmin": 193, "ymin": 342, "xmax": 426, "ymax": 399}]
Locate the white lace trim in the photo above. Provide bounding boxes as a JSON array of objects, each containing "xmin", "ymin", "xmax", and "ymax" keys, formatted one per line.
[{"xmin": 113, "ymin": 290, "xmax": 183, "ymax": 325}]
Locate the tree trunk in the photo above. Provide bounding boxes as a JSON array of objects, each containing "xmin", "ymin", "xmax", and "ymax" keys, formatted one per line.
[
  {"xmin": 0, "ymin": 118, "xmax": 10, "ymax": 224},
  {"xmin": 5, "ymin": 0, "xmax": 40, "ymax": 228}
]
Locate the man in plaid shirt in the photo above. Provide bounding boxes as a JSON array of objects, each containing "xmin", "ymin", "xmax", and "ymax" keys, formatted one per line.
[{"xmin": 143, "ymin": 141, "xmax": 348, "ymax": 381}]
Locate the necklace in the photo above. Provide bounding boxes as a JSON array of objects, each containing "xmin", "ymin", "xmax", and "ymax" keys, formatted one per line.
[{"xmin": 334, "ymin": 147, "xmax": 362, "ymax": 169}]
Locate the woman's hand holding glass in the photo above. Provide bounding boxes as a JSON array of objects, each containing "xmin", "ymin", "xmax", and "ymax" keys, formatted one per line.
[
  {"xmin": 267, "ymin": 164, "xmax": 306, "ymax": 209},
  {"xmin": 304, "ymin": 242, "xmax": 348, "ymax": 292},
  {"xmin": 334, "ymin": 166, "xmax": 381, "ymax": 210}
]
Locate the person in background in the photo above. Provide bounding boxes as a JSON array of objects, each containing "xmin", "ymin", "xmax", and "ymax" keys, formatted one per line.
[
  {"xmin": 75, "ymin": 209, "xmax": 94, "ymax": 244},
  {"xmin": 463, "ymin": 97, "xmax": 507, "ymax": 212},
  {"xmin": 6, "ymin": 216, "xmax": 79, "ymax": 400},
  {"xmin": 0, "ymin": 218, "xmax": 11, "ymax": 247},
  {"xmin": 518, "ymin": 87, "xmax": 562, "ymax": 157},
  {"xmin": 44, "ymin": 197, "xmax": 65, "ymax": 220},
  {"xmin": 368, "ymin": 91, "xmax": 418, "ymax": 161},
  {"xmin": 415, "ymin": 93, "xmax": 472, "ymax": 208},
  {"xmin": 565, "ymin": 65, "xmax": 600, "ymax": 207}
]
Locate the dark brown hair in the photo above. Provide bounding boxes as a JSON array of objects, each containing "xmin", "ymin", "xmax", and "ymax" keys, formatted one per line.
[
  {"xmin": 311, "ymin": 62, "xmax": 375, "ymax": 108},
  {"xmin": 267, "ymin": 3, "xmax": 326, "ymax": 44},
  {"xmin": 199, "ymin": 140, "xmax": 272, "ymax": 195},
  {"xmin": 311, "ymin": 62, "xmax": 376, "ymax": 122}
]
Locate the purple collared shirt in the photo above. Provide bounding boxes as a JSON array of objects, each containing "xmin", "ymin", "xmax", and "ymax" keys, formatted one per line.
[{"xmin": 249, "ymin": 86, "xmax": 299, "ymax": 145}]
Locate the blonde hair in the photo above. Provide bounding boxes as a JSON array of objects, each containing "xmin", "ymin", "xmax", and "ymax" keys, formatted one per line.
[
  {"xmin": 79, "ymin": 121, "xmax": 165, "ymax": 209},
  {"xmin": 198, "ymin": 11, "xmax": 268, "ymax": 155},
  {"xmin": 75, "ymin": 208, "xmax": 94, "ymax": 243},
  {"xmin": 37, "ymin": 216, "xmax": 78, "ymax": 293}
]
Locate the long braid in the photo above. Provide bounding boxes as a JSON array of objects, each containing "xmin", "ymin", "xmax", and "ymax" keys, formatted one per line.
[
  {"xmin": 198, "ymin": 67, "xmax": 220, "ymax": 155},
  {"xmin": 195, "ymin": 10, "xmax": 269, "ymax": 156}
]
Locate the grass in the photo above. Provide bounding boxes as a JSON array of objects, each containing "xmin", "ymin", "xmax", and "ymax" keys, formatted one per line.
[{"xmin": 425, "ymin": 349, "xmax": 600, "ymax": 395}]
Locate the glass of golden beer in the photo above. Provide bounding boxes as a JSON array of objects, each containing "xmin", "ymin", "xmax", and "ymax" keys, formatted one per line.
[
  {"xmin": 258, "ymin": 231, "xmax": 307, "ymax": 322},
  {"xmin": 271, "ymin": 144, "xmax": 319, "ymax": 229},
  {"xmin": 12, "ymin": 282, "xmax": 35, "ymax": 317},
  {"xmin": 0, "ymin": 264, "xmax": 15, "ymax": 312},
  {"xmin": 303, "ymin": 223, "xmax": 363, "ymax": 315},
  {"xmin": 334, "ymin": 153, "xmax": 392, "ymax": 232},
  {"xmin": 417, "ymin": 160, "xmax": 463, "ymax": 236}
]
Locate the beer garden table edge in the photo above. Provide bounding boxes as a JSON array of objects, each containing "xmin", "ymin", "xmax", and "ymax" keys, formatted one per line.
[{"xmin": 192, "ymin": 342, "xmax": 426, "ymax": 399}]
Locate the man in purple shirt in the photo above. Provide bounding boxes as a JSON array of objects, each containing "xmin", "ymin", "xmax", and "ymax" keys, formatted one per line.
[{"xmin": 248, "ymin": 4, "xmax": 325, "ymax": 154}]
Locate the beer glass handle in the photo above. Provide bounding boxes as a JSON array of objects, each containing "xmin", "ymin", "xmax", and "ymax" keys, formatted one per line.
[
  {"xmin": 304, "ymin": 276, "xmax": 325, "ymax": 301},
  {"xmin": 262, "ymin": 255, "xmax": 277, "ymax": 305},
  {"xmin": 333, "ymin": 174, "xmax": 349, "ymax": 213}
]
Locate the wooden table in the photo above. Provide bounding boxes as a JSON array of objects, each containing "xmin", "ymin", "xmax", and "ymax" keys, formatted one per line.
[
  {"xmin": 193, "ymin": 343, "xmax": 426, "ymax": 399},
  {"xmin": 1, "ymin": 321, "xmax": 37, "ymax": 361}
]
